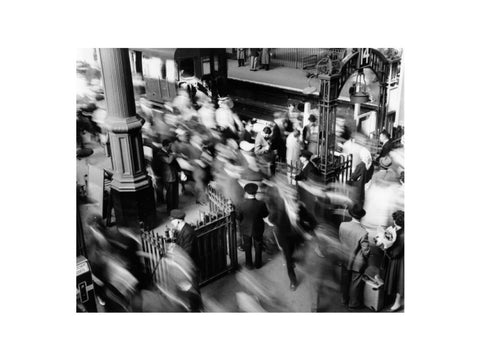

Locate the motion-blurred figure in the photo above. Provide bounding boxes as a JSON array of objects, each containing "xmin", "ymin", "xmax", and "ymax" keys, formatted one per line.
[
  {"xmin": 263, "ymin": 181, "xmax": 298, "ymax": 290},
  {"xmin": 362, "ymin": 156, "xmax": 403, "ymax": 235}
]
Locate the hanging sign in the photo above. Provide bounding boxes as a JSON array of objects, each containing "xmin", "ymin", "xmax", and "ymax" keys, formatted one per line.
[{"xmin": 358, "ymin": 48, "xmax": 372, "ymax": 69}]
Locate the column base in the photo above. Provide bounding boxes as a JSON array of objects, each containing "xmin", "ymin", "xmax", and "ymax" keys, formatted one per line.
[{"xmin": 111, "ymin": 184, "xmax": 156, "ymax": 230}]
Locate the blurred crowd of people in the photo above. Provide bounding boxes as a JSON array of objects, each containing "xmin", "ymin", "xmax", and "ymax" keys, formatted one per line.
[{"xmin": 78, "ymin": 62, "xmax": 405, "ymax": 312}]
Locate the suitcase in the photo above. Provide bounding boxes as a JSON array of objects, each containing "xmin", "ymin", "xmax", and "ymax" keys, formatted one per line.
[{"xmin": 363, "ymin": 276, "xmax": 384, "ymax": 312}]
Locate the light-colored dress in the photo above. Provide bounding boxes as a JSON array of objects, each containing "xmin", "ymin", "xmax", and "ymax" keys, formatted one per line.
[{"xmin": 286, "ymin": 132, "xmax": 302, "ymax": 167}]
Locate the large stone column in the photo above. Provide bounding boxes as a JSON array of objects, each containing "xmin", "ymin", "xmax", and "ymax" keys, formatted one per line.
[{"xmin": 99, "ymin": 48, "xmax": 155, "ymax": 229}]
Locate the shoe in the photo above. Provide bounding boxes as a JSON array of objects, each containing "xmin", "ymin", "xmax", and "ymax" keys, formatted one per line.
[
  {"xmin": 238, "ymin": 246, "xmax": 245, "ymax": 252},
  {"xmin": 255, "ymin": 264, "xmax": 262, "ymax": 269},
  {"xmin": 97, "ymin": 297, "xmax": 106, "ymax": 306},
  {"xmin": 245, "ymin": 264, "xmax": 254, "ymax": 270},
  {"xmin": 387, "ymin": 305, "xmax": 403, "ymax": 312},
  {"xmin": 290, "ymin": 282, "xmax": 297, "ymax": 291}
]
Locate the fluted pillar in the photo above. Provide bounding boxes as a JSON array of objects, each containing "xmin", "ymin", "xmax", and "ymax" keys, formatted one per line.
[{"xmin": 99, "ymin": 48, "xmax": 155, "ymax": 229}]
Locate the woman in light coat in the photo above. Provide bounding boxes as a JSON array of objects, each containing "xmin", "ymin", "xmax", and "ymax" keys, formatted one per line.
[
  {"xmin": 286, "ymin": 128, "xmax": 302, "ymax": 170},
  {"xmin": 260, "ymin": 48, "xmax": 271, "ymax": 70}
]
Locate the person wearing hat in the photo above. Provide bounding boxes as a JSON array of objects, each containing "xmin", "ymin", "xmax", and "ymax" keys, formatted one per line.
[
  {"xmin": 371, "ymin": 156, "xmax": 397, "ymax": 184},
  {"xmin": 237, "ymin": 48, "xmax": 246, "ymax": 67},
  {"xmin": 170, "ymin": 209, "xmax": 197, "ymax": 260},
  {"xmin": 339, "ymin": 204, "xmax": 371, "ymax": 310},
  {"xmin": 236, "ymin": 183, "xmax": 269, "ymax": 269},
  {"xmin": 151, "ymin": 139, "xmax": 180, "ymax": 212},
  {"xmin": 348, "ymin": 149, "xmax": 373, "ymax": 207},
  {"xmin": 293, "ymin": 150, "xmax": 318, "ymax": 182},
  {"xmin": 375, "ymin": 130, "xmax": 394, "ymax": 164},
  {"xmin": 254, "ymin": 126, "xmax": 276, "ymax": 177},
  {"xmin": 302, "ymin": 114, "xmax": 321, "ymax": 154}
]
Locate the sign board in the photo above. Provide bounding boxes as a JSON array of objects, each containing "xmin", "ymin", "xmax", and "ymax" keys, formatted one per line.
[
  {"xmin": 358, "ymin": 48, "xmax": 372, "ymax": 69},
  {"xmin": 76, "ymin": 256, "xmax": 97, "ymax": 312}
]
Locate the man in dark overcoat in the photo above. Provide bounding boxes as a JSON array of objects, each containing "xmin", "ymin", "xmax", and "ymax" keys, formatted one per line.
[
  {"xmin": 294, "ymin": 150, "xmax": 318, "ymax": 182},
  {"xmin": 236, "ymin": 183, "xmax": 269, "ymax": 269},
  {"xmin": 152, "ymin": 139, "xmax": 180, "ymax": 212}
]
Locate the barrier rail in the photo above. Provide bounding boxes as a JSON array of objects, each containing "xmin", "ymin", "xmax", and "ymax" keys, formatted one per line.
[{"xmin": 140, "ymin": 183, "xmax": 238, "ymax": 287}]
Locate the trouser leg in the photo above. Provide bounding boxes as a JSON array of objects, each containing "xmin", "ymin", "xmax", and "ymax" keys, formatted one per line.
[
  {"xmin": 154, "ymin": 177, "xmax": 165, "ymax": 204},
  {"xmin": 349, "ymin": 271, "xmax": 364, "ymax": 308},
  {"xmin": 279, "ymin": 232, "xmax": 296, "ymax": 285},
  {"xmin": 253, "ymin": 235, "xmax": 263, "ymax": 268},
  {"xmin": 165, "ymin": 181, "xmax": 179, "ymax": 212},
  {"xmin": 341, "ymin": 266, "xmax": 351, "ymax": 305},
  {"xmin": 243, "ymin": 235, "xmax": 253, "ymax": 267},
  {"xmin": 171, "ymin": 181, "xmax": 179, "ymax": 210}
]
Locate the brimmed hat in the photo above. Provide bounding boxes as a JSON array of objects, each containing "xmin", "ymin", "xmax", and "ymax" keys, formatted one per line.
[
  {"xmin": 379, "ymin": 156, "xmax": 392, "ymax": 169},
  {"xmin": 170, "ymin": 209, "xmax": 186, "ymax": 220},
  {"xmin": 244, "ymin": 183, "xmax": 258, "ymax": 195},
  {"xmin": 348, "ymin": 204, "xmax": 366, "ymax": 219},
  {"xmin": 300, "ymin": 150, "xmax": 313, "ymax": 159}
]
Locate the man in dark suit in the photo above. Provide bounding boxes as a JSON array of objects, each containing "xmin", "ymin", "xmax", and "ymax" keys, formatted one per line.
[
  {"xmin": 170, "ymin": 209, "xmax": 197, "ymax": 260},
  {"xmin": 376, "ymin": 130, "xmax": 394, "ymax": 164},
  {"xmin": 339, "ymin": 204, "xmax": 370, "ymax": 310},
  {"xmin": 152, "ymin": 139, "xmax": 180, "ymax": 212},
  {"xmin": 236, "ymin": 183, "xmax": 269, "ymax": 269},
  {"xmin": 294, "ymin": 150, "xmax": 318, "ymax": 181}
]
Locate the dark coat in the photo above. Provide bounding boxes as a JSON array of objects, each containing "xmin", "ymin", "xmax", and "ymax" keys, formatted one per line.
[
  {"xmin": 176, "ymin": 223, "xmax": 197, "ymax": 258},
  {"xmin": 349, "ymin": 161, "xmax": 368, "ymax": 204},
  {"xmin": 295, "ymin": 161, "xmax": 318, "ymax": 181},
  {"xmin": 260, "ymin": 48, "xmax": 270, "ymax": 65},
  {"xmin": 237, "ymin": 48, "xmax": 246, "ymax": 60},
  {"xmin": 385, "ymin": 227, "xmax": 404, "ymax": 296},
  {"xmin": 377, "ymin": 140, "xmax": 394, "ymax": 161},
  {"xmin": 236, "ymin": 198, "xmax": 269, "ymax": 237},
  {"xmin": 152, "ymin": 148, "xmax": 179, "ymax": 183}
]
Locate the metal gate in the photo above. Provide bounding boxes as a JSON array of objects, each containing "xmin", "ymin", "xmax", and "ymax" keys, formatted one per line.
[
  {"xmin": 196, "ymin": 184, "xmax": 238, "ymax": 286},
  {"xmin": 140, "ymin": 183, "xmax": 238, "ymax": 287}
]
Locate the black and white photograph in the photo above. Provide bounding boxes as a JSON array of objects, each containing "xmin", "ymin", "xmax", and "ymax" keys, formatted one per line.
[
  {"xmin": 76, "ymin": 47, "xmax": 405, "ymax": 313},
  {"xmin": 3, "ymin": 1, "xmax": 480, "ymax": 359}
]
